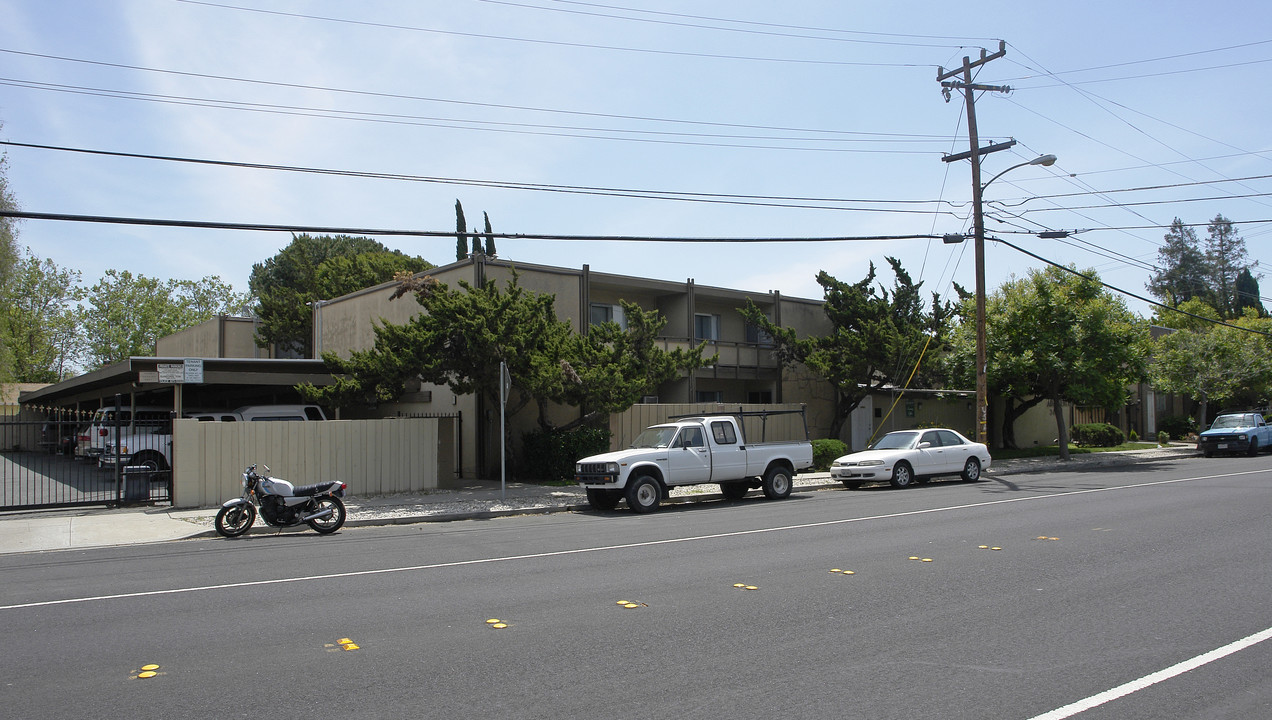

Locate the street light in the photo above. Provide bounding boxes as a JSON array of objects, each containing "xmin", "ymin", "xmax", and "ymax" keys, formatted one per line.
[{"xmin": 970, "ymin": 153, "xmax": 1057, "ymax": 447}]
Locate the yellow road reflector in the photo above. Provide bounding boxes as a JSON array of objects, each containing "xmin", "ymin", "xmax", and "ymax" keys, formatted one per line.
[
  {"xmin": 624, "ymin": 603, "xmax": 640, "ymax": 609},
  {"xmin": 733, "ymin": 583, "xmax": 746, "ymax": 588},
  {"xmin": 1049, "ymin": 537, "xmax": 1059, "ymax": 541},
  {"xmin": 843, "ymin": 570, "xmax": 855, "ymax": 575},
  {"xmin": 485, "ymin": 619, "xmax": 501, "ymax": 624},
  {"xmin": 338, "ymin": 638, "xmax": 354, "ymax": 645},
  {"xmin": 921, "ymin": 558, "xmax": 933, "ymax": 562},
  {"xmin": 616, "ymin": 601, "xmax": 630, "ymax": 605},
  {"xmin": 992, "ymin": 547, "xmax": 1002, "ymax": 551},
  {"xmin": 141, "ymin": 664, "xmax": 160, "ymax": 671},
  {"xmin": 342, "ymin": 644, "xmax": 360, "ymax": 651},
  {"xmin": 978, "ymin": 545, "xmax": 989, "ymax": 549},
  {"xmin": 1038, "ymin": 536, "xmax": 1049, "ymax": 540},
  {"xmin": 830, "ymin": 568, "xmax": 841, "ymax": 573},
  {"xmin": 492, "ymin": 623, "xmax": 508, "ymax": 629},
  {"xmin": 137, "ymin": 671, "xmax": 157, "ymax": 679},
  {"xmin": 745, "ymin": 585, "xmax": 759, "ymax": 590},
  {"xmin": 909, "ymin": 556, "xmax": 920, "ymax": 560}
]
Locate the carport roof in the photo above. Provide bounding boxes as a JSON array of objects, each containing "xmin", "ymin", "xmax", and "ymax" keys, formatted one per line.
[{"xmin": 18, "ymin": 357, "xmax": 334, "ymax": 407}]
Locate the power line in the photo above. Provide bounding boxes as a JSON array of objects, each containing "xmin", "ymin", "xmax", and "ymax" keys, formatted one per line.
[
  {"xmin": 993, "ymin": 236, "xmax": 1272, "ymax": 337},
  {"xmin": 176, "ymin": 0, "xmax": 930, "ymax": 68},
  {"xmin": 0, "ymin": 209, "xmax": 944, "ymax": 243},
  {"xmin": 1002, "ymin": 39, "xmax": 1272, "ymax": 81},
  {"xmin": 0, "ymin": 77, "xmax": 954, "ymax": 153},
  {"xmin": 0, "ymin": 140, "xmax": 964, "ymax": 215},
  {"xmin": 0, "ymin": 48, "xmax": 938, "ymax": 138},
  {"xmin": 471, "ymin": 0, "xmax": 997, "ymax": 49}
]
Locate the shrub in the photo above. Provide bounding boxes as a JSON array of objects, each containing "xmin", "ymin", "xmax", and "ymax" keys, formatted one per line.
[
  {"xmin": 1158, "ymin": 415, "xmax": 1195, "ymax": 441},
  {"xmin": 1128, "ymin": 429, "xmax": 1139, "ymax": 442},
  {"xmin": 1069, "ymin": 423, "xmax": 1125, "ymax": 447},
  {"xmin": 812, "ymin": 438, "xmax": 848, "ymax": 471},
  {"xmin": 1157, "ymin": 430, "xmax": 1170, "ymax": 446},
  {"xmin": 521, "ymin": 425, "xmax": 612, "ymax": 482}
]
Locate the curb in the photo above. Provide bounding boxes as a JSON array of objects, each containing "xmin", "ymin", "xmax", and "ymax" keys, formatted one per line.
[{"xmin": 184, "ymin": 447, "xmax": 1200, "ymax": 538}]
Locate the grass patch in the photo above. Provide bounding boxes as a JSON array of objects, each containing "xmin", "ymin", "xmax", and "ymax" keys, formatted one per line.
[{"xmin": 993, "ymin": 442, "xmax": 1159, "ymax": 460}]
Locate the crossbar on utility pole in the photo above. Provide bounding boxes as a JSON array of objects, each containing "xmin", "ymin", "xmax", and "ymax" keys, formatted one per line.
[{"xmin": 938, "ymin": 41, "xmax": 1011, "ymax": 447}]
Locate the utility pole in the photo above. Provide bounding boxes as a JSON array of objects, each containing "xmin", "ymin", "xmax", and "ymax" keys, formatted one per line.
[{"xmin": 939, "ymin": 41, "xmax": 1012, "ymax": 447}]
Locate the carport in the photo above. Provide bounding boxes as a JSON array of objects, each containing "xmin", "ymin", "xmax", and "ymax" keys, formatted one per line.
[{"xmin": 4, "ymin": 357, "xmax": 336, "ymax": 510}]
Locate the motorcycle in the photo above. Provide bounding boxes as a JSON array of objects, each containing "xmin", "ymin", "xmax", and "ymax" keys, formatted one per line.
[{"xmin": 214, "ymin": 464, "xmax": 348, "ymax": 538}]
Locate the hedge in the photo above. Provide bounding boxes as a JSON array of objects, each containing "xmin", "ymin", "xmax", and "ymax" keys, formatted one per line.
[
  {"xmin": 1069, "ymin": 423, "xmax": 1125, "ymax": 448},
  {"xmin": 521, "ymin": 425, "xmax": 612, "ymax": 482}
]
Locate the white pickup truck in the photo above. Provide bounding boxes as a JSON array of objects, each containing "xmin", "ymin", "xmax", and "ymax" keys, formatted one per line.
[{"xmin": 574, "ymin": 411, "xmax": 815, "ymax": 513}]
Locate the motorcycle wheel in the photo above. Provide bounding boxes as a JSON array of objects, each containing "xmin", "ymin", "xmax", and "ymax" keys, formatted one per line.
[
  {"xmin": 307, "ymin": 496, "xmax": 346, "ymax": 535},
  {"xmin": 215, "ymin": 504, "xmax": 256, "ymax": 538}
]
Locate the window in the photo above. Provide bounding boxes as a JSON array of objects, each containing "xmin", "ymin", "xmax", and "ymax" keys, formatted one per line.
[
  {"xmin": 589, "ymin": 303, "xmax": 626, "ymax": 329},
  {"xmin": 937, "ymin": 430, "xmax": 964, "ymax": 446},
  {"xmin": 679, "ymin": 427, "xmax": 705, "ymax": 448},
  {"xmin": 711, "ymin": 421, "xmax": 737, "ymax": 445},
  {"xmin": 920, "ymin": 431, "xmax": 943, "ymax": 447},
  {"xmin": 694, "ymin": 313, "xmax": 721, "ymax": 341},
  {"xmin": 696, "ymin": 390, "xmax": 723, "ymax": 403},
  {"xmin": 745, "ymin": 322, "xmax": 773, "ymax": 345},
  {"xmin": 747, "ymin": 390, "xmax": 773, "ymax": 404}
]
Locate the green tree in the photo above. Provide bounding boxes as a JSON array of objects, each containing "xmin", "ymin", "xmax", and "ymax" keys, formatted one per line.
[
  {"xmin": 80, "ymin": 270, "xmax": 246, "ymax": 367},
  {"xmin": 0, "ymin": 249, "xmax": 83, "ymax": 381},
  {"xmin": 455, "ymin": 200, "xmax": 468, "ymax": 262},
  {"xmin": 1150, "ymin": 313, "xmax": 1272, "ymax": 429},
  {"xmin": 740, "ymin": 257, "xmax": 950, "ymax": 441},
  {"xmin": 551, "ymin": 300, "xmax": 710, "ymax": 429},
  {"xmin": 0, "ymin": 133, "xmax": 21, "ymax": 382},
  {"xmin": 483, "ymin": 212, "xmax": 497, "ymax": 258},
  {"xmin": 1205, "ymin": 214, "xmax": 1253, "ymax": 319},
  {"xmin": 249, "ymin": 234, "xmax": 431, "ymax": 357},
  {"xmin": 1147, "ymin": 218, "xmax": 1211, "ymax": 309},
  {"xmin": 1234, "ymin": 267, "xmax": 1265, "ymax": 318},
  {"xmin": 959, "ymin": 266, "xmax": 1148, "ymax": 457}
]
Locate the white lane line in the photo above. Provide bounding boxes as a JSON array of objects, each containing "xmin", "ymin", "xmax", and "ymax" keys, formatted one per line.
[
  {"xmin": 1025, "ymin": 626, "xmax": 1272, "ymax": 719},
  {"xmin": 1, "ymin": 468, "xmax": 1265, "ymax": 611}
]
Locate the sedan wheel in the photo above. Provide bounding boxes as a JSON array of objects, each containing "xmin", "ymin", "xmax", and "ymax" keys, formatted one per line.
[
  {"xmin": 889, "ymin": 462, "xmax": 914, "ymax": 488},
  {"xmin": 960, "ymin": 457, "xmax": 982, "ymax": 482}
]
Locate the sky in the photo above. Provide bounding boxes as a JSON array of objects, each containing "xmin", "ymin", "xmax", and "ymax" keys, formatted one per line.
[{"xmin": 1, "ymin": 0, "xmax": 1270, "ymax": 320}]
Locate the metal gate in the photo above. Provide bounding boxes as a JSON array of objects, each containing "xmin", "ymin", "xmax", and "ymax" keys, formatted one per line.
[{"xmin": 0, "ymin": 418, "xmax": 172, "ymax": 511}]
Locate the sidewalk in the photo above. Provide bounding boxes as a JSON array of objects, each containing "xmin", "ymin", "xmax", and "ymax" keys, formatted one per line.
[{"xmin": 0, "ymin": 444, "xmax": 1199, "ymax": 554}]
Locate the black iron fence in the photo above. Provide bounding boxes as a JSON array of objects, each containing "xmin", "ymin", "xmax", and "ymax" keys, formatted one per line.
[{"xmin": 0, "ymin": 417, "xmax": 172, "ymax": 511}]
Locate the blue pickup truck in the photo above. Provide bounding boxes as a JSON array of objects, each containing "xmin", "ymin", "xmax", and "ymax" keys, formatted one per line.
[{"xmin": 1197, "ymin": 412, "xmax": 1272, "ymax": 457}]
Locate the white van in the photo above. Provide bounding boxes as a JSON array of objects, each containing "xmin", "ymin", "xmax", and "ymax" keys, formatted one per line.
[
  {"xmin": 232, "ymin": 404, "xmax": 327, "ymax": 422},
  {"xmin": 184, "ymin": 411, "xmax": 243, "ymax": 422},
  {"xmin": 85, "ymin": 406, "xmax": 171, "ymax": 459}
]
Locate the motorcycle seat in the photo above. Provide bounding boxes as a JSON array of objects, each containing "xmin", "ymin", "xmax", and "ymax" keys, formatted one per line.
[{"xmin": 289, "ymin": 481, "xmax": 343, "ymax": 497}]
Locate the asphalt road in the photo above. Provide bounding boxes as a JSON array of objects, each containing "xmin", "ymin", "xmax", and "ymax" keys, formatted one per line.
[{"xmin": 2, "ymin": 454, "xmax": 1271, "ymax": 720}]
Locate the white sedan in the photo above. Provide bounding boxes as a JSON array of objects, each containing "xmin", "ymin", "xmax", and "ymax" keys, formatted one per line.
[{"xmin": 830, "ymin": 428, "xmax": 991, "ymax": 489}]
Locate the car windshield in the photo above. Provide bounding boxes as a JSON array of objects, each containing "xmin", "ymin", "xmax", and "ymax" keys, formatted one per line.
[
  {"xmin": 871, "ymin": 431, "xmax": 919, "ymax": 450},
  {"xmin": 631, "ymin": 426, "xmax": 678, "ymax": 449},
  {"xmin": 1211, "ymin": 415, "xmax": 1255, "ymax": 429}
]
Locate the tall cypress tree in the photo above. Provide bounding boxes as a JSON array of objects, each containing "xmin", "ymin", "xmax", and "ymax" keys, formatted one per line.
[{"xmin": 455, "ymin": 200, "xmax": 468, "ymax": 261}]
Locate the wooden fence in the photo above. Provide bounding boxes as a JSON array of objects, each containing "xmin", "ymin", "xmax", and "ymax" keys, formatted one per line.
[{"xmin": 173, "ymin": 416, "xmax": 455, "ymax": 508}]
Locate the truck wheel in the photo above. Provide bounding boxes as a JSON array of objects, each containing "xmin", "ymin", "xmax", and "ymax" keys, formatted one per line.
[
  {"xmin": 1248, "ymin": 438, "xmax": 1259, "ymax": 457},
  {"xmin": 889, "ymin": 462, "xmax": 914, "ymax": 488},
  {"xmin": 625, "ymin": 475, "xmax": 661, "ymax": 513},
  {"xmin": 586, "ymin": 488, "xmax": 621, "ymax": 511},
  {"xmin": 720, "ymin": 482, "xmax": 749, "ymax": 501},
  {"xmin": 130, "ymin": 451, "xmax": 168, "ymax": 472},
  {"xmin": 762, "ymin": 465, "xmax": 793, "ymax": 500}
]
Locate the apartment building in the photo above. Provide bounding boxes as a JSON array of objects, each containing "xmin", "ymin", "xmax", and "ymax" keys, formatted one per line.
[{"xmin": 312, "ymin": 253, "xmax": 835, "ymax": 477}]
